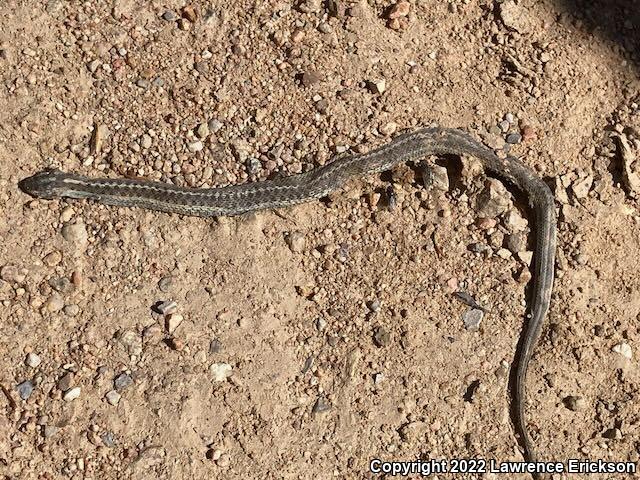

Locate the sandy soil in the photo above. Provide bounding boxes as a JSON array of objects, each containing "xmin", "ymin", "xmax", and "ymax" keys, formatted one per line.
[{"xmin": 1, "ymin": 0, "xmax": 639, "ymax": 479}]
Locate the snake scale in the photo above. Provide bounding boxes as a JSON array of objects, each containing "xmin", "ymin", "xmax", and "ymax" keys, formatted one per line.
[{"xmin": 20, "ymin": 127, "xmax": 556, "ymax": 476}]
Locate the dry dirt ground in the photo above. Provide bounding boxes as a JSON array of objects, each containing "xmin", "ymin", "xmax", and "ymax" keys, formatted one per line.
[{"xmin": 1, "ymin": 0, "xmax": 640, "ymax": 479}]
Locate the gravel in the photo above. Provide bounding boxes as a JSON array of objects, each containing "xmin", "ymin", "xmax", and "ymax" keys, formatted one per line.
[{"xmin": 16, "ymin": 380, "xmax": 34, "ymax": 400}]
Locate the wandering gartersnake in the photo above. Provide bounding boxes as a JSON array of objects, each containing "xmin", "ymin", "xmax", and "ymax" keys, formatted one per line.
[{"xmin": 20, "ymin": 127, "xmax": 556, "ymax": 477}]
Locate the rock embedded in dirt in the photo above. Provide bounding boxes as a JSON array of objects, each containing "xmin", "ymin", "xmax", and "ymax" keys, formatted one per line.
[
  {"xmin": 209, "ymin": 363, "xmax": 232, "ymax": 381},
  {"xmin": 61, "ymin": 221, "xmax": 88, "ymax": 246},
  {"xmin": 300, "ymin": 70, "xmax": 321, "ymax": 87},
  {"xmin": 285, "ymin": 231, "xmax": 306, "ymax": 253},
  {"xmin": 25, "ymin": 352, "xmax": 41, "ymax": 368},
  {"xmin": 162, "ymin": 10, "xmax": 176, "ymax": 21},
  {"xmin": 462, "ymin": 308, "xmax": 483, "ymax": 331},
  {"xmin": 387, "ymin": 1, "xmax": 410, "ymax": 19},
  {"xmin": 499, "ymin": 0, "xmax": 535, "ymax": 34},
  {"xmin": 90, "ymin": 124, "xmax": 108, "ymax": 154},
  {"xmin": 373, "ymin": 326, "xmax": 390, "ymax": 347},
  {"xmin": 181, "ymin": 5, "xmax": 197, "ymax": 22},
  {"xmin": 367, "ymin": 78, "xmax": 386, "ymax": 94},
  {"xmin": 563, "ymin": 395, "xmax": 586, "ymax": 411},
  {"xmin": 63, "ymin": 387, "xmax": 81, "ymax": 402},
  {"xmin": 612, "ymin": 342, "xmax": 632, "ymax": 359},
  {"xmin": 312, "ymin": 395, "xmax": 331, "ymax": 414},
  {"xmin": 17, "ymin": 380, "xmax": 34, "ymax": 400},
  {"xmin": 616, "ymin": 134, "xmax": 640, "ymax": 194},
  {"xmin": 0, "ymin": 264, "xmax": 25, "ymax": 283},
  {"xmin": 571, "ymin": 175, "xmax": 593, "ymax": 199},
  {"xmin": 476, "ymin": 179, "xmax": 511, "ymax": 218},
  {"xmin": 105, "ymin": 390, "xmax": 121, "ymax": 406}
]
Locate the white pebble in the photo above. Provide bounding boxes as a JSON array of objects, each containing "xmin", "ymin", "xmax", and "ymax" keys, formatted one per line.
[
  {"xmin": 105, "ymin": 390, "xmax": 121, "ymax": 406},
  {"xmin": 209, "ymin": 363, "xmax": 232, "ymax": 382},
  {"xmin": 165, "ymin": 313, "xmax": 183, "ymax": 334},
  {"xmin": 25, "ymin": 353, "xmax": 41, "ymax": 368},
  {"xmin": 187, "ymin": 140, "xmax": 204, "ymax": 152},
  {"xmin": 612, "ymin": 342, "xmax": 632, "ymax": 359},
  {"xmin": 63, "ymin": 387, "xmax": 81, "ymax": 402}
]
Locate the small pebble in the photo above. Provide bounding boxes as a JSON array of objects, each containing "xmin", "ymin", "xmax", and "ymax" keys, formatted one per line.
[
  {"xmin": 105, "ymin": 390, "xmax": 121, "ymax": 406},
  {"xmin": 120, "ymin": 330, "xmax": 143, "ymax": 356},
  {"xmin": 61, "ymin": 222, "xmax": 88, "ymax": 245},
  {"xmin": 43, "ymin": 425, "xmax": 59, "ymax": 438},
  {"xmin": 187, "ymin": 140, "xmax": 204, "ymax": 152},
  {"xmin": 563, "ymin": 395, "xmax": 586, "ymax": 411},
  {"xmin": 285, "ymin": 232, "xmax": 306, "ymax": 253},
  {"xmin": 366, "ymin": 299, "xmax": 381, "ymax": 312},
  {"xmin": 49, "ymin": 276, "xmax": 72, "ymax": 294},
  {"xmin": 17, "ymin": 380, "xmax": 34, "ymax": 400},
  {"xmin": 45, "ymin": 293, "xmax": 65, "ymax": 313},
  {"xmin": 101, "ymin": 432, "xmax": 116, "ymax": 447},
  {"xmin": 57, "ymin": 372, "xmax": 73, "ymax": 391},
  {"xmin": 158, "ymin": 276, "xmax": 173, "ymax": 292},
  {"xmin": 166, "ymin": 337, "xmax": 184, "ymax": 351},
  {"xmin": 63, "ymin": 304, "xmax": 80, "ymax": 316},
  {"xmin": 209, "ymin": 363, "xmax": 233, "ymax": 382},
  {"xmin": 43, "ymin": 251, "xmax": 62, "ymax": 267},
  {"xmin": 0, "ymin": 264, "xmax": 25, "ymax": 283},
  {"xmin": 208, "ymin": 119, "xmax": 223, "ymax": 132},
  {"xmin": 506, "ymin": 233, "xmax": 527, "ymax": 253},
  {"xmin": 25, "ymin": 353, "xmax": 41, "ymax": 368},
  {"xmin": 165, "ymin": 313, "xmax": 183, "ymax": 334},
  {"xmin": 612, "ymin": 342, "xmax": 632, "ymax": 359},
  {"xmin": 571, "ymin": 175, "xmax": 593, "ymax": 199},
  {"xmin": 291, "ymin": 29, "xmax": 305, "ymax": 43},
  {"xmin": 505, "ymin": 132, "xmax": 522, "ymax": 144},
  {"xmin": 195, "ymin": 123, "xmax": 209, "ymax": 139},
  {"xmin": 602, "ymin": 428, "xmax": 623, "ymax": 440},
  {"xmin": 207, "ymin": 448, "xmax": 223, "ymax": 461},
  {"xmin": 379, "ymin": 121, "xmax": 398, "ymax": 136},
  {"xmin": 312, "ymin": 396, "xmax": 331, "ymax": 414},
  {"xmin": 246, "ymin": 157, "xmax": 262, "ymax": 175},
  {"xmin": 518, "ymin": 251, "xmax": 534, "ymax": 265},
  {"xmin": 209, "ymin": 338, "xmax": 222, "ymax": 354},
  {"xmin": 316, "ymin": 317, "xmax": 327, "ymax": 331},
  {"xmin": 181, "ymin": 5, "xmax": 197, "ymax": 22},
  {"xmin": 367, "ymin": 79, "xmax": 386, "ymax": 94},
  {"xmin": 156, "ymin": 300, "xmax": 178, "ymax": 315},
  {"xmin": 521, "ymin": 125, "xmax": 537, "ymax": 142},
  {"xmin": 423, "ymin": 165, "xmax": 449, "ymax": 191},
  {"xmin": 114, "ymin": 372, "xmax": 133, "ymax": 391},
  {"xmin": 476, "ymin": 179, "xmax": 511, "ymax": 218},
  {"xmin": 373, "ymin": 326, "xmax": 390, "ymax": 347},
  {"xmin": 143, "ymin": 324, "xmax": 163, "ymax": 344},
  {"xmin": 87, "ymin": 59, "xmax": 101, "ymax": 73},
  {"xmin": 63, "ymin": 387, "xmax": 81, "ymax": 402},
  {"xmin": 317, "ymin": 22, "xmax": 332, "ymax": 34},
  {"xmin": 90, "ymin": 124, "xmax": 108, "ymax": 154},
  {"xmin": 140, "ymin": 134, "xmax": 152, "ymax": 149},
  {"xmin": 162, "ymin": 10, "xmax": 176, "ymax": 21},
  {"xmin": 387, "ymin": 0, "xmax": 410, "ymax": 19},
  {"xmin": 300, "ymin": 70, "xmax": 321, "ymax": 87},
  {"xmin": 463, "ymin": 308, "xmax": 484, "ymax": 331}
]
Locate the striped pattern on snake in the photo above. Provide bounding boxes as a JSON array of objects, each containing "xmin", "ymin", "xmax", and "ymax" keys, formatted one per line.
[{"xmin": 19, "ymin": 127, "xmax": 556, "ymax": 477}]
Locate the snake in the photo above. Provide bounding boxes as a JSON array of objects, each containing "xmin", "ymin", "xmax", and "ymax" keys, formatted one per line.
[{"xmin": 19, "ymin": 127, "xmax": 556, "ymax": 476}]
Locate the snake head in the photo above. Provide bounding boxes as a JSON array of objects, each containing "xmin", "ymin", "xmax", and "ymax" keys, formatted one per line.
[{"xmin": 19, "ymin": 169, "xmax": 68, "ymax": 199}]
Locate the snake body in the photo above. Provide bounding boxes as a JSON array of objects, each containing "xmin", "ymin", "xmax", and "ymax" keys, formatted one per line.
[{"xmin": 20, "ymin": 127, "xmax": 556, "ymax": 472}]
